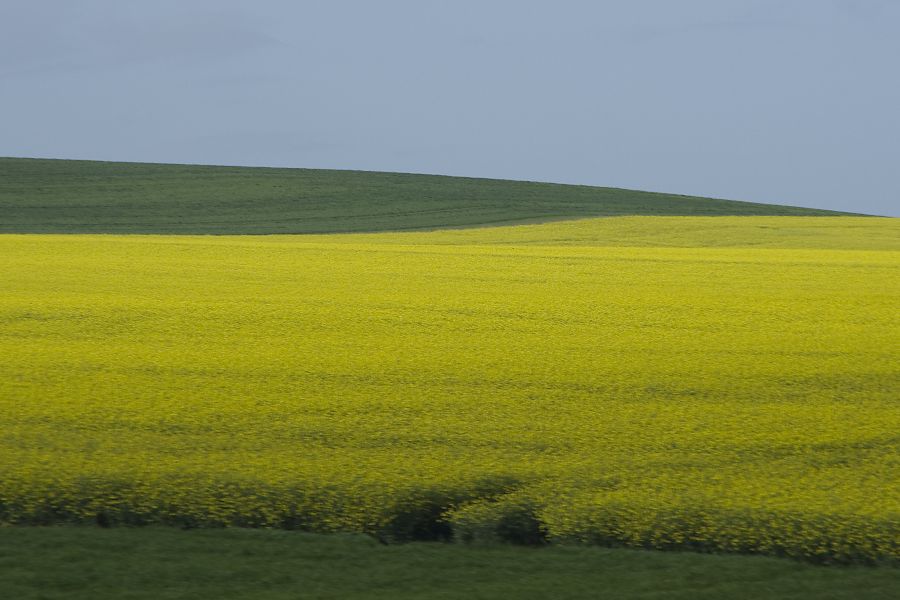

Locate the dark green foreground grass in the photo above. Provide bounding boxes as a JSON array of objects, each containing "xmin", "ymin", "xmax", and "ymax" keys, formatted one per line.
[
  {"xmin": 0, "ymin": 157, "xmax": 851, "ymax": 234},
  {"xmin": 0, "ymin": 528, "xmax": 896, "ymax": 600}
]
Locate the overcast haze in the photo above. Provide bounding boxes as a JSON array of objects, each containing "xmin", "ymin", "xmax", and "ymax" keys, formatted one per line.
[{"xmin": 2, "ymin": 0, "xmax": 898, "ymax": 215}]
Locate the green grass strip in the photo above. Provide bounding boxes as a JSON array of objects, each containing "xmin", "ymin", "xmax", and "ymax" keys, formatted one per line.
[{"xmin": 0, "ymin": 527, "xmax": 896, "ymax": 600}]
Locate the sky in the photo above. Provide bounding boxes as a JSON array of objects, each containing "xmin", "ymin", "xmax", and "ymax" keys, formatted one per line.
[{"xmin": 2, "ymin": 0, "xmax": 898, "ymax": 215}]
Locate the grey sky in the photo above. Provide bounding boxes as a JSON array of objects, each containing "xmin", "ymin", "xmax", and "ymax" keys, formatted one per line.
[{"xmin": 2, "ymin": 0, "xmax": 898, "ymax": 215}]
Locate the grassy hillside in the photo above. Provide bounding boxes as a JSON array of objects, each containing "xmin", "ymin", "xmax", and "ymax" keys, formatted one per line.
[
  {"xmin": 2, "ymin": 528, "xmax": 897, "ymax": 600},
  {"xmin": 0, "ymin": 157, "xmax": 852, "ymax": 234}
]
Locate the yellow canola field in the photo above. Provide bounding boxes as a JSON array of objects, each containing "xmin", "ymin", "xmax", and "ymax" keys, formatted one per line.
[{"xmin": 1, "ymin": 217, "xmax": 898, "ymax": 562}]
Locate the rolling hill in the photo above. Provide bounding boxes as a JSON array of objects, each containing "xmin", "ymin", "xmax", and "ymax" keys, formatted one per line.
[
  {"xmin": 0, "ymin": 157, "xmax": 853, "ymax": 234},
  {"xmin": 2, "ymin": 156, "xmax": 898, "ymax": 598}
]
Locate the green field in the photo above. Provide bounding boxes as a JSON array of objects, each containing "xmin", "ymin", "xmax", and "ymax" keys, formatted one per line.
[
  {"xmin": 1, "ymin": 527, "xmax": 897, "ymax": 600},
  {"xmin": 0, "ymin": 157, "xmax": 852, "ymax": 234}
]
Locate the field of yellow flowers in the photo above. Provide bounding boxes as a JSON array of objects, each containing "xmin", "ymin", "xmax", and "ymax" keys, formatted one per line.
[{"xmin": 1, "ymin": 216, "xmax": 898, "ymax": 562}]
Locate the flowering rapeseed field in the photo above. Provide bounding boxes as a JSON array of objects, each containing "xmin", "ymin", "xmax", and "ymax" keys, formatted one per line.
[{"xmin": 1, "ymin": 216, "xmax": 898, "ymax": 562}]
